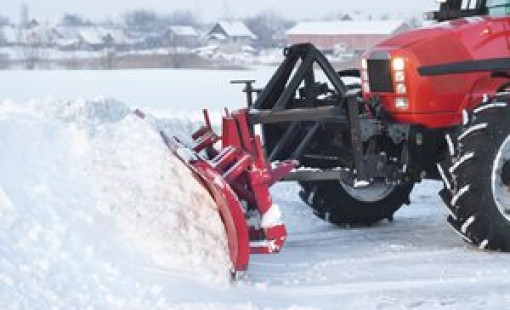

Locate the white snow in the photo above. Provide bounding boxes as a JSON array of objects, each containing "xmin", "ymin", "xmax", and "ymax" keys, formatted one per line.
[
  {"xmin": 2, "ymin": 69, "xmax": 510, "ymax": 309},
  {"xmin": 260, "ymin": 204, "xmax": 283, "ymax": 229},
  {"xmin": 0, "ymin": 97, "xmax": 231, "ymax": 309}
]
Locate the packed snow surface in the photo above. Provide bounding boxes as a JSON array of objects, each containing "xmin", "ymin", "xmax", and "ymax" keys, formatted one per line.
[{"xmin": 3, "ymin": 70, "xmax": 510, "ymax": 309}]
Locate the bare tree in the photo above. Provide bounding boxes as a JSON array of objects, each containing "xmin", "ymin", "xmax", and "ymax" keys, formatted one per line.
[
  {"xmin": 0, "ymin": 53, "xmax": 9, "ymax": 69},
  {"xmin": 244, "ymin": 11, "xmax": 295, "ymax": 48},
  {"xmin": 16, "ymin": 28, "xmax": 48, "ymax": 69},
  {"xmin": 124, "ymin": 10, "xmax": 157, "ymax": 32},
  {"xmin": 158, "ymin": 10, "xmax": 198, "ymax": 28},
  {"xmin": 60, "ymin": 13, "xmax": 92, "ymax": 27},
  {"xmin": 323, "ymin": 12, "xmax": 353, "ymax": 21},
  {"xmin": 102, "ymin": 34, "xmax": 116, "ymax": 69},
  {"xmin": 124, "ymin": 9, "xmax": 199, "ymax": 33}
]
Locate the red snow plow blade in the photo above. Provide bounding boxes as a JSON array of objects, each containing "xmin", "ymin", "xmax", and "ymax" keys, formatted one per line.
[{"xmin": 135, "ymin": 109, "xmax": 297, "ymax": 275}]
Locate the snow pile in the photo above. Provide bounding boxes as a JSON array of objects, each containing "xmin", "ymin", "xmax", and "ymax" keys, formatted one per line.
[{"xmin": 0, "ymin": 98, "xmax": 230, "ymax": 308}]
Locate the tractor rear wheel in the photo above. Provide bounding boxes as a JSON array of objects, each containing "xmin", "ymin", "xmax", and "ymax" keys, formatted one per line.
[
  {"xmin": 299, "ymin": 180, "xmax": 414, "ymax": 225},
  {"xmin": 445, "ymin": 94, "xmax": 510, "ymax": 251}
]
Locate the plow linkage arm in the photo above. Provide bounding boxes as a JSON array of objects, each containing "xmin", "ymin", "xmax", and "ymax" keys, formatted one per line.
[{"xmin": 135, "ymin": 108, "xmax": 297, "ymax": 275}]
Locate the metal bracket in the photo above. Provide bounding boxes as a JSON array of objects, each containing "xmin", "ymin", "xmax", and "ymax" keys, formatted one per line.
[
  {"xmin": 347, "ymin": 96, "xmax": 368, "ymax": 182},
  {"xmin": 231, "ymin": 80, "xmax": 262, "ymax": 108}
]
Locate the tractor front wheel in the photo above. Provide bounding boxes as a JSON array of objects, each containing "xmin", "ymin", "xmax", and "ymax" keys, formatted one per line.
[{"xmin": 299, "ymin": 180, "xmax": 414, "ymax": 225}]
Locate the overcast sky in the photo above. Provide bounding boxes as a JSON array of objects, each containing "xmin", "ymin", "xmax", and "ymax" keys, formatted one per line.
[{"xmin": 4, "ymin": 0, "xmax": 438, "ymax": 23}]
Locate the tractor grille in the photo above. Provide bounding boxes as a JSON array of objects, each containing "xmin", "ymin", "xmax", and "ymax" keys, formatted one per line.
[{"xmin": 367, "ymin": 59, "xmax": 394, "ymax": 93}]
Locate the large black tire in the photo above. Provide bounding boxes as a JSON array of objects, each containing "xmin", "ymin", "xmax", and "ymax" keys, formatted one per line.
[
  {"xmin": 443, "ymin": 93, "xmax": 510, "ymax": 251},
  {"xmin": 299, "ymin": 180, "xmax": 414, "ymax": 225}
]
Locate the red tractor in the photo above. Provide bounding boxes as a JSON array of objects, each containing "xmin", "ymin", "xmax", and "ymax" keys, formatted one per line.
[
  {"xmin": 160, "ymin": 0, "xmax": 510, "ymax": 275},
  {"xmin": 256, "ymin": 0, "xmax": 510, "ymax": 250}
]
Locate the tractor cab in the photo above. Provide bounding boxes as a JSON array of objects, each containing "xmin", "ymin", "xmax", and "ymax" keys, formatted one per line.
[
  {"xmin": 429, "ymin": 0, "xmax": 510, "ymax": 20},
  {"xmin": 487, "ymin": 0, "xmax": 510, "ymax": 15}
]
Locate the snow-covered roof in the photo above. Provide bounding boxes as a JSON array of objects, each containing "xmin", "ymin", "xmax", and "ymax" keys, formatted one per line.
[
  {"xmin": 168, "ymin": 26, "xmax": 199, "ymax": 37},
  {"xmin": 287, "ymin": 20, "xmax": 408, "ymax": 36},
  {"xmin": 55, "ymin": 27, "xmax": 131, "ymax": 45},
  {"xmin": 102, "ymin": 28, "xmax": 130, "ymax": 44},
  {"xmin": 210, "ymin": 21, "xmax": 257, "ymax": 40},
  {"xmin": 55, "ymin": 37, "xmax": 80, "ymax": 47},
  {"xmin": 77, "ymin": 28, "xmax": 104, "ymax": 45},
  {"xmin": 53, "ymin": 27, "xmax": 78, "ymax": 40}
]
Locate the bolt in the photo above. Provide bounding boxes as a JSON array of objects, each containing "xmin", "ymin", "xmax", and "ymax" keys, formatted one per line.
[{"xmin": 416, "ymin": 133, "xmax": 423, "ymax": 146}]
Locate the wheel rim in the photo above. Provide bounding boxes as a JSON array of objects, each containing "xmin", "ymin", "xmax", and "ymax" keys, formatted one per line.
[
  {"xmin": 339, "ymin": 180, "xmax": 395, "ymax": 203},
  {"xmin": 492, "ymin": 135, "xmax": 510, "ymax": 221}
]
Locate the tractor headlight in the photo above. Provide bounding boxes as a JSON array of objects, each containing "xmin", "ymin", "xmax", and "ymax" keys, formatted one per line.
[
  {"xmin": 395, "ymin": 97, "xmax": 409, "ymax": 109},
  {"xmin": 392, "ymin": 56, "xmax": 407, "ymax": 96},
  {"xmin": 396, "ymin": 83, "xmax": 407, "ymax": 94},
  {"xmin": 394, "ymin": 70, "xmax": 405, "ymax": 83},
  {"xmin": 392, "ymin": 57, "xmax": 405, "ymax": 71}
]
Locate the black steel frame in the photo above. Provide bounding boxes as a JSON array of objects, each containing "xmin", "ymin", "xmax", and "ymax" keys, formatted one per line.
[{"xmin": 245, "ymin": 43, "xmax": 370, "ymax": 182}]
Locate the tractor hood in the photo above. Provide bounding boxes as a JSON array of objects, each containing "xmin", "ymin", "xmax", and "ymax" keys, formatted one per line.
[
  {"xmin": 379, "ymin": 24, "xmax": 452, "ymax": 50},
  {"xmin": 361, "ymin": 16, "xmax": 510, "ymax": 127},
  {"xmin": 372, "ymin": 16, "xmax": 502, "ymax": 66},
  {"xmin": 379, "ymin": 17, "xmax": 491, "ymax": 49}
]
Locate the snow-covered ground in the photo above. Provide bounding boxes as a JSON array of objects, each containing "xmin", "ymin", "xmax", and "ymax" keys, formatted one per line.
[
  {"xmin": 0, "ymin": 68, "xmax": 275, "ymax": 113},
  {"xmin": 0, "ymin": 46, "xmax": 287, "ymax": 71},
  {"xmin": 2, "ymin": 70, "xmax": 510, "ymax": 309}
]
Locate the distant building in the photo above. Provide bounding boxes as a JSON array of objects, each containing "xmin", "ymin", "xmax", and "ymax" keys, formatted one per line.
[
  {"xmin": 205, "ymin": 21, "xmax": 257, "ymax": 53},
  {"xmin": 286, "ymin": 20, "xmax": 411, "ymax": 54},
  {"xmin": 65, "ymin": 27, "xmax": 132, "ymax": 51},
  {"xmin": 19, "ymin": 24, "xmax": 54, "ymax": 47},
  {"xmin": 271, "ymin": 30, "xmax": 288, "ymax": 48},
  {"xmin": 52, "ymin": 27, "xmax": 80, "ymax": 50},
  {"xmin": 139, "ymin": 33, "xmax": 164, "ymax": 49},
  {"xmin": 102, "ymin": 28, "xmax": 131, "ymax": 50},
  {"xmin": 0, "ymin": 25, "xmax": 18, "ymax": 46},
  {"xmin": 164, "ymin": 26, "xmax": 199, "ymax": 48},
  {"xmin": 76, "ymin": 28, "xmax": 104, "ymax": 50}
]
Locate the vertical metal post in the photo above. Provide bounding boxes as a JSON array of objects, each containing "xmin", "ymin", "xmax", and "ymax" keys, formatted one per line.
[
  {"xmin": 231, "ymin": 80, "xmax": 256, "ymax": 108},
  {"xmin": 347, "ymin": 96, "xmax": 367, "ymax": 181}
]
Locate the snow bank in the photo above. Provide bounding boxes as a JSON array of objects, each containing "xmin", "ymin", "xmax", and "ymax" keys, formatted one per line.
[{"xmin": 0, "ymin": 98, "xmax": 230, "ymax": 309}]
